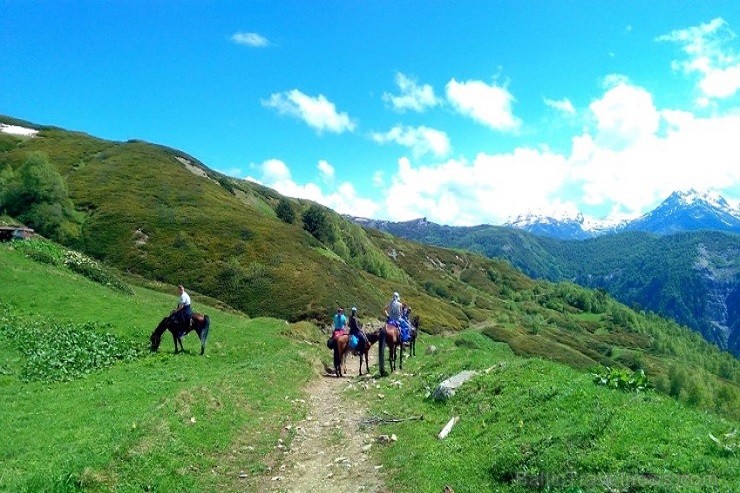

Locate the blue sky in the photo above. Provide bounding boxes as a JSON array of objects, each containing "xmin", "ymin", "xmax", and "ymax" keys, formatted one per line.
[{"xmin": 2, "ymin": 1, "xmax": 739, "ymax": 226}]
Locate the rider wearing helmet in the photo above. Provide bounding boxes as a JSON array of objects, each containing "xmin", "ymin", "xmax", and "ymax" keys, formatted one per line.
[
  {"xmin": 348, "ymin": 306, "xmax": 370, "ymax": 349},
  {"xmin": 385, "ymin": 292, "xmax": 403, "ymax": 326}
]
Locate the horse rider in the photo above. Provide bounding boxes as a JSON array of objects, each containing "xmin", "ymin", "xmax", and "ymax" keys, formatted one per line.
[
  {"xmin": 333, "ymin": 307, "xmax": 348, "ymax": 336},
  {"xmin": 402, "ymin": 303, "xmax": 412, "ymax": 322},
  {"xmin": 348, "ymin": 306, "xmax": 370, "ymax": 350},
  {"xmin": 385, "ymin": 291, "xmax": 403, "ymax": 326},
  {"xmin": 171, "ymin": 284, "xmax": 192, "ymax": 334}
]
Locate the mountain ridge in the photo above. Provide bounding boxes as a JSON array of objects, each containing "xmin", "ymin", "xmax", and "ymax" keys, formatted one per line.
[{"xmin": 501, "ymin": 188, "xmax": 740, "ymax": 240}]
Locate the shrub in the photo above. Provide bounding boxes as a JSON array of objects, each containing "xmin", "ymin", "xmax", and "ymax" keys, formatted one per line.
[
  {"xmin": 63, "ymin": 251, "xmax": 133, "ymax": 294},
  {"xmin": 275, "ymin": 198, "xmax": 296, "ymax": 224},
  {"xmin": 0, "ymin": 307, "xmax": 145, "ymax": 382},
  {"xmin": 593, "ymin": 366, "xmax": 651, "ymax": 392},
  {"xmin": 10, "ymin": 238, "xmax": 66, "ymax": 266}
]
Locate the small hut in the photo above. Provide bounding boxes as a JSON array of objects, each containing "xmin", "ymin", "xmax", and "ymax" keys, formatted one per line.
[{"xmin": 0, "ymin": 226, "xmax": 35, "ymax": 242}]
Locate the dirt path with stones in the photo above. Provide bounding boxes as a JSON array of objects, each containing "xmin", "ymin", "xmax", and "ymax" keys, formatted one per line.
[{"xmin": 259, "ymin": 349, "xmax": 387, "ymax": 493}]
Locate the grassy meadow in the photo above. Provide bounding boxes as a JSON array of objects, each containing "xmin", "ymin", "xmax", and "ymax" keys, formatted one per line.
[
  {"xmin": 2, "ymin": 239, "xmax": 739, "ymax": 492},
  {"xmin": 354, "ymin": 331, "xmax": 740, "ymax": 492},
  {"xmin": 0, "ymin": 242, "xmax": 325, "ymax": 492}
]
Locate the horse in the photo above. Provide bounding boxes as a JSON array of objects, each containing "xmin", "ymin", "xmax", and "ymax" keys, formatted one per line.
[
  {"xmin": 150, "ymin": 312, "xmax": 211, "ymax": 355},
  {"xmin": 404, "ymin": 315, "xmax": 420, "ymax": 357},
  {"xmin": 331, "ymin": 330, "xmax": 377, "ymax": 377},
  {"xmin": 375, "ymin": 323, "xmax": 402, "ymax": 376}
]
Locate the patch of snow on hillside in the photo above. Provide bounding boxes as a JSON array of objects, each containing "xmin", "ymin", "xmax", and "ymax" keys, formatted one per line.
[{"xmin": 0, "ymin": 124, "xmax": 38, "ymax": 137}]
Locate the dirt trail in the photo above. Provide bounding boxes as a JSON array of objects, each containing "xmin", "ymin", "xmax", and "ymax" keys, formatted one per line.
[{"xmin": 259, "ymin": 350, "xmax": 386, "ymax": 493}]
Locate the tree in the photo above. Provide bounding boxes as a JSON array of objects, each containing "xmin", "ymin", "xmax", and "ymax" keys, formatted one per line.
[
  {"xmin": 275, "ymin": 197, "xmax": 296, "ymax": 224},
  {"xmin": 1, "ymin": 152, "xmax": 81, "ymax": 240},
  {"xmin": 302, "ymin": 204, "xmax": 336, "ymax": 244}
]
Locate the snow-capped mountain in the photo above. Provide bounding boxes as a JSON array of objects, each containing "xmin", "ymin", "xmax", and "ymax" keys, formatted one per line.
[
  {"xmin": 504, "ymin": 211, "xmax": 624, "ymax": 240},
  {"xmin": 504, "ymin": 189, "xmax": 740, "ymax": 240},
  {"xmin": 504, "ymin": 212, "xmax": 596, "ymax": 240},
  {"xmin": 622, "ymin": 189, "xmax": 740, "ymax": 235}
]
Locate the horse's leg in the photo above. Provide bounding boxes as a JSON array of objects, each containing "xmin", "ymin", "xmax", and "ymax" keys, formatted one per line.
[
  {"xmin": 172, "ymin": 332, "xmax": 179, "ymax": 354},
  {"xmin": 361, "ymin": 348, "xmax": 369, "ymax": 375},
  {"xmin": 399, "ymin": 341, "xmax": 404, "ymax": 370},
  {"xmin": 333, "ymin": 345, "xmax": 340, "ymax": 377}
]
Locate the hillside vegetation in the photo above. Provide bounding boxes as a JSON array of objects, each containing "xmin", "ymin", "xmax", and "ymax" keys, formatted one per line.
[
  {"xmin": 365, "ymin": 218, "xmax": 740, "ymax": 357},
  {"xmin": 1, "ymin": 116, "xmax": 739, "ymax": 417},
  {"xmin": 1, "ymin": 241, "xmax": 739, "ymax": 492}
]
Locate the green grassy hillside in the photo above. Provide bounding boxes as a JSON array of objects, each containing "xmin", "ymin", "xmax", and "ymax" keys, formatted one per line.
[
  {"xmin": 1, "ymin": 242, "xmax": 738, "ymax": 492},
  {"xmin": 0, "ymin": 242, "xmax": 322, "ymax": 492},
  {"xmin": 357, "ymin": 331, "xmax": 740, "ymax": 492},
  {"xmin": 363, "ymin": 217, "xmax": 740, "ymax": 357},
  {"xmin": 1, "ymin": 116, "xmax": 738, "ymax": 419}
]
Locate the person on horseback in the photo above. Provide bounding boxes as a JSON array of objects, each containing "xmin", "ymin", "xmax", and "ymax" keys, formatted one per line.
[
  {"xmin": 385, "ymin": 292, "xmax": 403, "ymax": 326},
  {"xmin": 333, "ymin": 307, "xmax": 347, "ymax": 334},
  {"xmin": 171, "ymin": 284, "xmax": 192, "ymax": 335},
  {"xmin": 348, "ymin": 306, "xmax": 370, "ymax": 350}
]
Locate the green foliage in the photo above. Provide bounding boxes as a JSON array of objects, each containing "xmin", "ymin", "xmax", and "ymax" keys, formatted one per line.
[
  {"xmin": 275, "ymin": 197, "xmax": 296, "ymax": 224},
  {"xmin": 0, "ymin": 243, "xmax": 316, "ymax": 492},
  {"xmin": 302, "ymin": 203, "xmax": 336, "ymax": 244},
  {"xmin": 593, "ymin": 366, "xmax": 651, "ymax": 392},
  {"xmin": 0, "ymin": 305, "xmax": 144, "ymax": 382},
  {"xmin": 353, "ymin": 331, "xmax": 740, "ymax": 493},
  {"xmin": 10, "ymin": 236, "xmax": 67, "ymax": 265},
  {"xmin": 0, "ymin": 151, "xmax": 81, "ymax": 240},
  {"xmin": 63, "ymin": 250, "xmax": 134, "ymax": 294}
]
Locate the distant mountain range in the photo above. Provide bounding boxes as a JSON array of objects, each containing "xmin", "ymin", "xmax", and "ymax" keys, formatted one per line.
[
  {"xmin": 503, "ymin": 189, "xmax": 740, "ymax": 240},
  {"xmin": 348, "ymin": 191, "xmax": 740, "ymax": 357}
]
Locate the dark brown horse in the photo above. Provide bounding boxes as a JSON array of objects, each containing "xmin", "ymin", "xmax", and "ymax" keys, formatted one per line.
[
  {"xmin": 332, "ymin": 330, "xmax": 377, "ymax": 377},
  {"xmin": 150, "ymin": 313, "xmax": 211, "ymax": 355},
  {"xmin": 376, "ymin": 323, "xmax": 402, "ymax": 376}
]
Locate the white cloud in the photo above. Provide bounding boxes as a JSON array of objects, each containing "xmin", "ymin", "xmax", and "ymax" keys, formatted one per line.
[
  {"xmin": 247, "ymin": 159, "xmax": 379, "ymax": 218},
  {"xmin": 544, "ymin": 97, "xmax": 576, "ymax": 115},
  {"xmin": 262, "ymin": 90, "xmax": 356, "ymax": 134},
  {"xmin": 657, "ymin": 18, "xmax": 740, "ymax": 101},
  {"xmin": 382, "ymin": 73, "xmax": 441, "ymax": 112},
  {"xmin": 231, "ymin": 32, "xmax": 269, "ymax": 47},
  {"xmin": 371, "ymin": 125, "xmax": 451, "ymax": 158},
  {"xmin": 379, "ymin": 148, "xmax": 569, "ymax": 225},
  {"xmin": 373, "ymin": 78, "xmax": 740, "ymax": 226},
  {"xmin": 317, "ymin": 160, "xmax": 335, "ymax": 182},
  {"xmin": 445, "ymin": 78, "xmax": 521, "ymax": 132},
  {"xmin": 589, "ymin": 77, "xmax": 660, "ymax": 150}
]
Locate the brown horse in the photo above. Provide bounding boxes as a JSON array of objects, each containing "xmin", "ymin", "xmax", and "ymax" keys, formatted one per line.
[
  {"xmin": 150, "ymin": 313, "xmax": 211, "ymax": 355},
  {"xmin": 332, "ymin": 330, "xmax": 377, "ymax": 377},
  {"xmin": 376, "ymin": 323, "xmax": 402, "ymax": 376}
]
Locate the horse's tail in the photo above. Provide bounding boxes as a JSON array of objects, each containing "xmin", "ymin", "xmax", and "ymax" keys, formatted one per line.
[
  {"xmin": 199, "ymin": 315, "xmax": 210, "ymax": 355},
  {"xmin": 378, "ymin": 326, "xmax": 387, "ymax": 377}
]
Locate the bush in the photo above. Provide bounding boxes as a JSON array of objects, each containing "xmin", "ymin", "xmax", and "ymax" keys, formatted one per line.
[
  {"xmin": 10, "ymin": 238, "xmax": 66, "ymax": 266},
  {"xmin": 0, "ymin": 306, "xmax": 145, "ymax": 382},
  {"xmin": 592, "ymin": 366, "xmax": 651, "ymax": 392},
  {"xmin": 63, "ymin": 251, "xmax": 133, "ymax": 294},
  {"xmin": 276, "ymin": 198, "xmax": 296, "ymax": 224}
]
